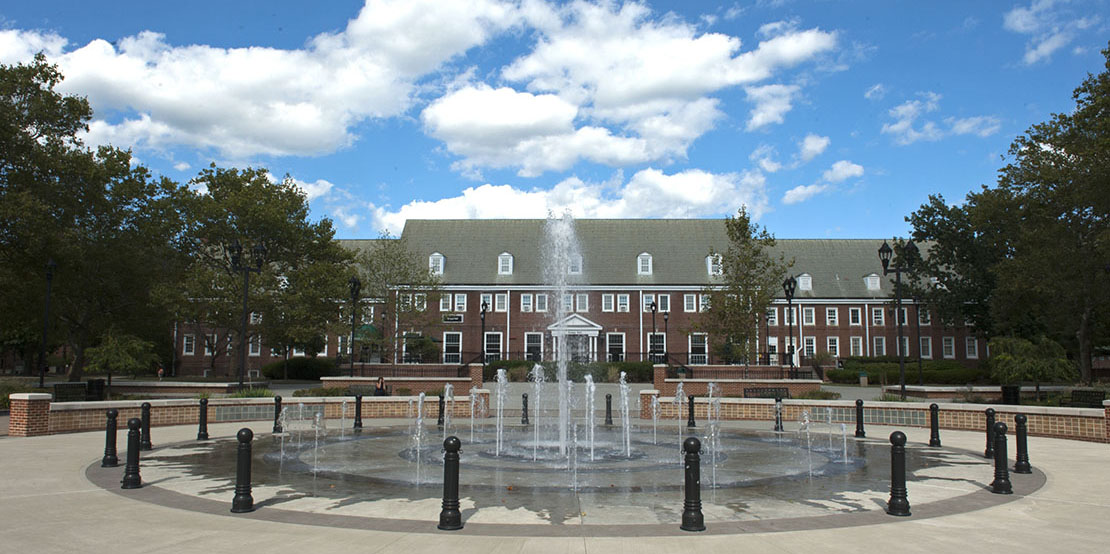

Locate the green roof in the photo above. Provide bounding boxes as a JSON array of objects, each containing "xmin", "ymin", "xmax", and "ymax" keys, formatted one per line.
[{"xmin": 344, "ymin": 219, "xmax": 904, "ymax": 299}]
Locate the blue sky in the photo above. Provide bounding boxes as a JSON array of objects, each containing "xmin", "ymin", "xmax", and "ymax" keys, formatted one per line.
[{"xmin": 2, "ymin": 1, "xmax": 1106, "ymax": 239}]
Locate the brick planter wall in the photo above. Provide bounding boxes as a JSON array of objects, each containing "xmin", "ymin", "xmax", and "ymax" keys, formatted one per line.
[
  {"xmin": 655, "ymin": 378, "xmax": 820, "ymax": 398},
  {"xmin": 8, "ymin": 393, "xmax": 52, "ymax": 437}
]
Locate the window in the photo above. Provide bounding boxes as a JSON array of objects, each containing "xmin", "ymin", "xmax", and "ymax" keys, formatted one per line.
[
  {"xmin": 849, "ymin": 307, "xmax": 862, "ymax": 326},
  {"xmin": 920, "ymin": 337, "xmax": 932, "ymax": 359},
  {"xmin": 616, "ymin": 294, "xmax": 629, "ymax": 312},
  {"xmin": 637, "ymin": 252, "xmax": 653, "ymax": 275},
  {"xmin": 414, "ymin": 293, "xmax": 426, "ymax": 312},
  {"xmin": 689, "ymin": 334, "xmax": 708, "ymax": 365},
  {"xmin": 766, "ymin": 307, "xmax": 778, "ymax": 325},
  {"xmin": 498, "ymin": 252, "xmax": 513, "ymax": 275},
  {"xmin": 536, "ymin": 294, "xmax": 548, "ymax": 312},
  {"xmin": 521, "ymin": 294, "xmax": 533, "ymax": 312},
  {"xmin": 494, "ymin": 293, "xmax": 507, "ymax": 312},
  {"xmin": 918, "ymin": 308, "xmax": 931, "ymax": 325},
  {"xmin": 827, "ymin": 336, "xmax": 839, "ymax": 357},
  {"xmin": 783, "ymin": 307, "xmax": 795, "ymax": 325},
  {"xmin": 319, "ymin": 336, "xmax": 328, "ymax": 356},
  {"xmin": 643, "ymin": 293, "xmax": 655, "ymax": 312},
  {"xmin": 684, "ymin": 294, "xmax": 697, "ymax": 312},
  {"xmin": 249, "ymin": 312, "xmax": 262, "ymax": 325},
  {"xmin": 576, "ymin": 293, "xmax": 588, "ymax": 312},
  {"xmin": 292, "ymin": 344, "xmax": 305, "ymax": 357},
  {"xmin": 454, "ymin": 293, "xmax": 467, "ymax": 312},
  {"xmin": 183, "ymin": 334, "xmax": 195, "ymax": 356},
  {"xmin": 803, "ymin": 336, "xmax": 816, "ymax": 357},
  {"xmin": 873, "ymin": 336, "xmax": 886, "ymax": 356},
  {"xmin": 602, "ymin": 294, "xmax": 614, "ymax": 312},
  {"xmin": 648, "ymin": 333, "xmax": 666, "ymax": 363},
  {"xmin": 865, "ymin": 274, "xmax": 880, "ymax": 291},
  {"xmin": 706, "ymin": 254, "xmax": 722, "ymax": 276},
  {"xmin": 966, "ymin": 337, "xmax": 978, "ymax": 359},
  {"xmin": 480, "ymin": 293, "xmax": 493, "ymax": 312},
  {"xmin": 899, "ymin": 336, "xmax": 909, "ymax": 357},
  {"xmin": 850, "ymin": 336, "xmax": 863, "ymax": 356},
  {"xmin": 607, "ymin": 333, "xmax": 625, "ymax": 362},
  {"xmin": 525, "ymin": 333, "xmax": 543, "ymax": 362},
  {"xmin": 798, "ymin": 274, "xmax": 812, "ymax": 291},
  {"xmin": 826, "ymin": 308, "xmax": 838, "ymax": 326},
  {"xmin": 898, "ymin": 307, "xmax": 908, "ymax": 326},
  {"xmin": 699, "ymin": 295, "xmax": 711, "ymax": 312},
  {"xmin": 440, "ymin": 294, "xmax": 452, "ymax": 311},
  {"xmin": 205, "ymin": 334, "xmax": 217, "ymax": 356},
  {"xmin": 562, "ymin": 293, "xmax": 573, "ymax": 312},
  {"xmin": 802, "ymin": 307, "xmax": 815, "ymax": 325},
  {"xmin": 872, "ymin": 307, "xmax": 885, "ymax": 326},
  {"xmin": 429, "ymin": 253, "xmax": 445, "ymax": 275},
  {"xmin": 484, "ymin": 332, "xmax": 502, "ymax": 363},
  {"xmin": 443, "ymin": 332, "xmax": 461, "ymax": 364},
  {"xmin": 657, "ymin": 294, "xmax": 670, "ymax": 312},
  {"xmin": 249, "ymin": 335, "xmax": 261, "ymax": 356},
  {"xmin": 401, "ymin": 333, "xmax": 421, "ymax": 363},
  {"xmin": 942, "ymin": 337, "xmax": 955, "ymax": 359},
  {"xmin": 568, "ymin": 255, "xmax": 583, "ymax": 275}
]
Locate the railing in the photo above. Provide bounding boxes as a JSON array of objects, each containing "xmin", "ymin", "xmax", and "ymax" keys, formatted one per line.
[
  {"xmin": 664, "ymin": 366, "xmax": 815, "ymax": 380},
  {"xmin": 353, "ymin": 365, "xmax": 469, "ymax": 378}
]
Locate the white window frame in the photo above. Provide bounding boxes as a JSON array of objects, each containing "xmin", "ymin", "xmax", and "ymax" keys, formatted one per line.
[
  {"xmin": 602, "ymin": 294, "xmax": 614, "ymax": 312},
  {"xmin": 606, "ymin": 332, "xmax": 626, "ymax": 362},
  {"xmin": 826, "ymin": 336, "xmax": 839, "ymax": 357},
  {"xmin": 783, "ymin": 306, "xmax": 796, "ymax": 326},
  {"xmin": 319, "ymin": 336, "xmax": 328, "ymax": 356},
  {"xmin": 899, "ymin": 336, "xmax": 909, "ymax": 357},
  {"xmin": 850, "ymin": 336, "xmax": 863, "ymax": 357},
  {"xmin": 873, "ymin": 336, "xmax": 886, "ymax": 357},
  {"xmin": 826, "ymin": 307, "xmax": 838, "ymax": 326},
  {"xmin": 849, "ymin": 307, "xmax": 862, "ymax": 326},
  {"xmin": 536, "ymin": 293, "xmax": 548, "ymax": 312},
  {"xmin": 249, "ymin": 312, "xmax": 262, "ymax": 325},
  {"xmin": 498, "ymin": 252, "xmax": 513, "ymax": 275},
  {"xmin": 249, "ymin": 335, "xmax": 261, "ymax": 356},
  {"xmin": 521, "ymin": 293, "xmax": 533, "ymax": 313},
  {"xmin": 966, "ymin": 337, "xmax": 978, "ymax": 359},
  {"xmin": 872, "ymin": 307, "xmax": 885, "ymax": 326},
  {"xmin": 802, "ymin": 307, "xmax": 815, "ymax": 326},
  {"xmin": 429, "ymin": 253, "xmax": 445, "ymax": 275},
  {"xmin": 920, "ymin": 336, "xmax": 932, "ymax": 359},
  {"xmin": 183, "ymin": 334, "xmax": 195, "ymax": 356},
  {"xmin": 689, "ymin": 333, "xmax": 709, "ymax": 365},
  {"xmin": 637, "ymin": 252, "xmax": 653, "ymax": 275},
  {"xmin": 898, "ymin": 307, "xmax": 908, "ymax": 326},
  {"xmin": 454, "ymin": 293, "xmax": 467, "ymax": 312},
  {"xmin": 706, "ymin": 254, "xmax": 722, "ymax": 276},
  {"xmin": 576, "ymin": 293, "xmax": 589, "ymax": 312},
  {"xmin": 414, "ymin": 293, "xmax": 426, "ymax": 312},
  {"xmin": 684, "ymin": 294, "xmax": 697, "ymax": 313},
  {"xmin": 480, "ymin": 293, "xmax": 493, "ymax": 312},
  {"xmin": 803, "ymin": 336, "xmax": 816, "ymax": 357},
  {"xmin": 205, "ymin": 333, "xmax": 217, "ymax": 356},
  {"xmin": 483, "ymin": 332, "xmax": 503, "ymax": 363},
  {"xmin": 568, "ymin": 255, "xmax": 583, "ymax": 275},
  {"xmin": 943, "ymin": 337, "xmax": 955, "ymax": 359},
  {"xmin": 657, "ymin": 294, "xmax": 670, "ymax": 312},
  {"xmin": 617, "ymin": 294, "xmax": 630, "ymax": 312},
  {"xmin": 918, "ymin": 307, "xmax": 931, "ymax": 325},
  {"xmin": 494, "ymin": 293, "xmax": 507, "ymax": 312},
  {"xmin": 642, "ymin": 293, "xmax": 655, "ymax": 312},
  {"xmin": 562, "ymin": 293, "xmax": 573, "ymax": 312},
  {"xmin": 524, "ymin": 332, "xmax": 543, "ymax": 362},
  {"xmin": 647, "ymin": 332, "xmax": 666, "ymax": 361},
  {"xmin": 440, "ymin": 294, "xmax": 452, "ymax": 312},
  {"xmin": 766, "ymin": 307, "xmax": 778, "ymax": 326},
  {"xmin": 443, "ymin": 332, "xmax": 462, "ymax": 364},
  {"xmin": 865, "ymin": 274, "xmax": 880, "ymax": 291},
  {"xmin": 798, "ymin": 274, "xmax": 812, "ymax": 291},
  {"xmin": 699, "ymin": 294, "xmax": 711, "ymax": 312},
  {"xmin": 292, "ymin": 345, "xmax": 305, "ymax": 357}
]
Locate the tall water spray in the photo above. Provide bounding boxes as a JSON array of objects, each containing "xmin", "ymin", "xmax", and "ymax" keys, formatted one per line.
[
  {"xmin": 584, "ymin": 374, "xmax": 596, "ymax": 460},
  {"xmin": 542, "ymin": 213, "xmax": 583, "ymax": 456},
  {"xmin": 495, "ymin": 369, "xmax": 507, "ymax": 456}
]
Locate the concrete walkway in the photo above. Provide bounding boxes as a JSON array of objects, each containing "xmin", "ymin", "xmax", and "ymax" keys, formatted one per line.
[{"xmin": 1, "ymin": 417, "xmax": 1107, "ymax": 553}]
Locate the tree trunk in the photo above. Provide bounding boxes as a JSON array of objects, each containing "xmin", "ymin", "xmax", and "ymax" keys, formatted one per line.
[
  {"xmin": 1076, "ymin": 303, "xmax": 1093, "ymax": 384},
  {"xmin": 66, "ymin": 342, "xmax": 86, "ymax": 382}
]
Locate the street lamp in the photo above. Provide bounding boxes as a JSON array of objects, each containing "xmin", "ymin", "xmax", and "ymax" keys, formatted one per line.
[
  {"xmin": 650, "ymin": 300, "xmax": 658, "ymax": 363},
  {"xmin": 782, "ymin": 276, "xmax": 797, "ymax": 378},
  {"xmin": 878, "ymin": 240, "xmax": 918, "ymax": 400},
  {"xmin": 348, "ymin": 276, "xmax": 360, "ymax": 378},
  {"xmin": 480, "ymin": 301, "xmax": 488, "ymax": 364},
  {"xmin": 663, "ymin": 310, "xmax": 669, "ymax": 362},
  {"xmin": 38, "ymin": 259, "xmax": 56, "ymax": 388},
  {"xmin": 913, "ymin": 296, "xmax": 923, "ymax": 386},
  {"xmin": 230, "ymin": 239, "xmax": 265, "ymax": 392}
]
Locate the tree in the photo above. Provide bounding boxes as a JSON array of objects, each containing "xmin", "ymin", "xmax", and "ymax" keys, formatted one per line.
[
  {"xmin": 988, "ymin": 336, "xmax": 1076, "ymax": 398},
  {"xmin": 85, "ymin": 330, "xmax": 159, "ymax": 398},
  {"xmin": 699, "ymin": 208, "xmax": 792, "ymax": 365},
  {"xmin": 0, "ymin": 57, "xmax": 192, "ymax": 381}
]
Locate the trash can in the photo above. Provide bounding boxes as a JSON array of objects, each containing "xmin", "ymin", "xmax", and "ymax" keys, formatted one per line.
[
  {"xmin": 86, "ymin": 379, "xmax": 106, "ymax": 401},
  {"xmin": 859, "ymin": 372, "xmax": 868, "ymax": 387},
  {"xmin": 1001, "ymin": 384, "xmax": 1021, "ymax": 405}
]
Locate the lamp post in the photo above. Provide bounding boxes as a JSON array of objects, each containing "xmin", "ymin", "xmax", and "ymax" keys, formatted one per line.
[
  {"xmin": 480, "ymin": 301, "xmax": 488, "ymax": 364},
  {"xmin": 380, "ymin": 308, "xmax": 387, "ymax": 364},
  {"xmin": 878, "ymin": 240, "xmax": 917, "ymax": 400},
  {"xmin": 348, "ymin": 277, "xmax": 360, "ymax": 378},
  {"xmin": 650, "ymin": 300, "xmax": 658, "ymax": 363},
  {"xmin": 663, "ymin": 310, "xmax": 669, "ymax": 363},
  {"xmin": 913, "ymin": 297, "xmax": 923, "ymax": 386},
  {"xmin": 782, "ymin": 276, "xmax": 796, "ymax": 378},
  {"xmin": 230, "ymin": 240, "xmax": 265, "ymax": 392},
  {"xmin": 763, "ymin": 311, "xmax": 770, "ymax": 365},
  {"xmin": 38, "ymin": 259, "xmax": 57, "ymax": 388}
]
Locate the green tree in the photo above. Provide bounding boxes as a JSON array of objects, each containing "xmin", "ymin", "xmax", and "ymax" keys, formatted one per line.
[
  {"xmin": 85, "ymin": 330, "xmax": 159, "ymax": 397},
  {"xmin": 700, "ymin": 207, "xmax": 792, "ymax": 365},
  {"xmin": 988, "ymin": 336, "xmax": 1077, "ymax": 398}
]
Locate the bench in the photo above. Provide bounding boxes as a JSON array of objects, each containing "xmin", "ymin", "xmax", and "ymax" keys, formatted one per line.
[
  {"xmin": 1060, "ymin": 389, "xmax": 1105, "ymax": 408},
  {"xmin": 52, "ymin": 383, "xmax": 88, "ymax": 402},
  {"xmin": 744, "ymin": 387, "xmax": 790, "ymax": 399}
]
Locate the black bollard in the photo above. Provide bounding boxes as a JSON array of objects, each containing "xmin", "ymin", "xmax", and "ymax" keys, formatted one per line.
[
  {"xmin": 197, "ymin": 398, "xmax": 209, "ymax": 440},
  {"xmin": 984, "ymin": 408, "xmax": 996, "ymax": 458},
  {"xmin": 929, "ymin": 403, "xmax": 941, "ymax": 447},
  {"xmin": 774, "ymin": 397, "xmax": 784, "ymax": 433},
  {"xmin": 437, "ymin": 394, "xmax": 445, "ymax": 426},
  {"xmin": 354, "ymin": 395, "xmax": 363, "ymax": 429},
  {"xmin": 886, "ymin": 431, "xmax": 910, "ymax": 516},
  {"xmin": 139, "ymin": 402, "xmax": 153, "ymax": 451},
  {"xmin": 1013, "ymin": 414, "xmax": 1032, "ymax": 474},
  {"xmin": 121, "ymin": 418, "xmax": 142, "ymax": 489},
  {"xmin": 273, "ymin": 396, "xmax": 283, "ymax": 433},
  {"xmin": 438, "ymin": 436, "xmax": 463, "ymax": 530},
  {"xmin": 687, "ymin": 395, "xmax": 696, "ymax": 428},
  {"xmin": 102, "ymin": 409, "xmax": 119, "ymax": 467},
  {"xmin": 854, "ymin": 399, "xmax": 866, "ymax": 438},
  {"xmin": 605, "ymin": 393, "xmax": 613, "ymax": 425},
  {"xmin": 521, "ymin": 393, "xmax": 529, "ymax": 425},
  {"xmin": 231, "ymin": 428, "xmax": 255, "ymax": 513},
  {"xmin": 990, "ymin": 422, "xmax": 1013, "ymax": 494},
  {"xmin": 680, "ymin": 437, "xmax": 706, "ymax": 532}
]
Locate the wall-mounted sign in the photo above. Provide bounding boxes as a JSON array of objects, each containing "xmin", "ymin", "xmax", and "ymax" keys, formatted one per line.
[{"xmin": 443, "ymin": 314, "xmax": 464, "ymax": 324}]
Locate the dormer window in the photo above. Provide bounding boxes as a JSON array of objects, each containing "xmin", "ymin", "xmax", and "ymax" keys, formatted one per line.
[
  {"xmin": 498, "ymin": 252, "xmax": 513, "ymax": 275},
  {"xmin": 637, "ymin": 252, "xmax": 653, "ymax": 275},
  {"xmin": 568, "ymin": 254, "xmax": 583, "ymax": 275},
  {"xmin": 798, "ymin": 273, "xmax": 812, "ymax": 291},
  {"xmin": 429, "ymin": 252, "xmax": 445, "ymax": 275},
  {"xmin": 865, "ymin": 273, "xmax": 881, "ymax": 291},
  {"xmin": 706, "ymin": 254, "xmax": 723, "ymax": 276}
]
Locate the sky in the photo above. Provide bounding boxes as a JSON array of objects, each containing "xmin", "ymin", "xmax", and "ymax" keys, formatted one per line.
[{"xmin": 1, "ymin": 0, "xmax": 1107, "ymax": 239}]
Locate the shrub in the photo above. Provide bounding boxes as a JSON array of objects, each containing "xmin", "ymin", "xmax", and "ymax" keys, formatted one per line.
[
  {"xmin": 228, "ymin": 387, "xmax": 274, "ymax": 398},
  {"xmin": 261, "ymin": 357, "xmax": 339, "ymax": 380},
  {"xmin": 796, "ymin": 389, "xmax": 841, "ymax": 400},
  {"xmin": 827, "ymin": 362, "xmax": 988, "ymax": 386},
  {"xmin": 292, "ymin": 387, "xmax": 349, "ymax": 397},
  {"xmin": 0, "ymin": 378, "xmax": 43, "ymax": 410},
  {"xmin": 394, "ymin": 387, "xmax": 412, "ymax": 396}
]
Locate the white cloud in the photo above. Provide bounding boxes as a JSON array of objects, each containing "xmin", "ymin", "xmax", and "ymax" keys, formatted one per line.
[
  {"xmin": 0, "ymin": 29, "xmax": 67, "ymax": 63},
  {"xmin": 798, "ymin": 134, "xmax": 829, "ymax": 162},
  {"xmin": 745, "ymin": 84, "xmax": 800, "ymax": 130},
  {"xmin": 1003, "ymin": 0, "xmax": 1056, "ymax": 33},
  {"xmin": 367, "ymin": 167, "xmax": 769, "ymax": 233},
  {"xmin": 821, "ymin": 160, "xmax": 863, "ymax": 183},
  {"xmin": 782, "ymin": 184, "xmax": 827, "ymax": 205},
  {"xmin": 757, "ymin": 18, "xmax": 800, "ymax": 39},
  {"xmin": 947, "ymin": 115, "xmax": 1001, "ymax": 137},
  {"xmin": 749, "ymin": 144, "xmax": 782, "ymax": 173},
  {"xmin": 1003, "ymin": 1, "xmax": 1099, "ymax": 65},
  {"xmin": 172, "ymin": 161, "xmax": 191, "ymax": 171},
  {"xmin": 864, "ymin": 83, "xmax": 886, "ymax": 100},
  {"xmin": 290, "ymin": 178, "xmax": 335, "ymax": 202},
  {"xmin": 881, "ymin": 92, "xmax": 944, "ymax": 145}
]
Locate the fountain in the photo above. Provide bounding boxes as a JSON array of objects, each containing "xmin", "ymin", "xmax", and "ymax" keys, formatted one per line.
[{"xmin": 542, "ymin": 213, "xmax": 582, "ymax": 457}]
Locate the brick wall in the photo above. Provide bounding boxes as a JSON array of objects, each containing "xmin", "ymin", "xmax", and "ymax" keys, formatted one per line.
[
  {"xmin": 8, "ymin": 393, "xmax": 51, "ymax": 437},
  {"xmin": 653, "ymin": 378, "xmax": 820, "ymax": 398}
]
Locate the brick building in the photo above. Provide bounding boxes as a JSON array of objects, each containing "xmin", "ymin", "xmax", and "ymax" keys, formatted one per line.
[{"xmin": 174, "ymin": 219, "xmax": 982, "ymax": 376}]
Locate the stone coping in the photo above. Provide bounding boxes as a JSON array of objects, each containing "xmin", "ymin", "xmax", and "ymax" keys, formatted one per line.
[
  {"xmin": 644, "ymin": 394, "xmax": 1104, "ymax": 415},
  {"xmin": 884, "ymin": 385, "xmax": 1070, "ymax": 393},
  {"xmin": 8, "ymin": 393, "xmax": 51, "ymax": 400},
  {"xmin": 321, "ymin": 376, "xmax": 473, "ymax": 382},
  {"xmin": 663, "ymin": 378, "xmax": 822, "ymax": 384},
  {"xmin": 108, "ymin": 381, "xmax": 270, "ymax": 389},
  {"xmin": 45, "ymin": 391, "xmax": 490, "ymax": 412}
]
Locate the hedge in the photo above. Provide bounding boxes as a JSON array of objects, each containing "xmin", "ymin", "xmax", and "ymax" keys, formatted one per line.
[
  {"xmin": 483, "ymin": 359, "xmax": 653, "ymax": 383},
  {"xmin": 827, "ymin": 363, "xmax": 989, "ymax": 385},
  {"xmin": 261, "ymin": 357, "xmax": 339, "ymax": 380}
]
